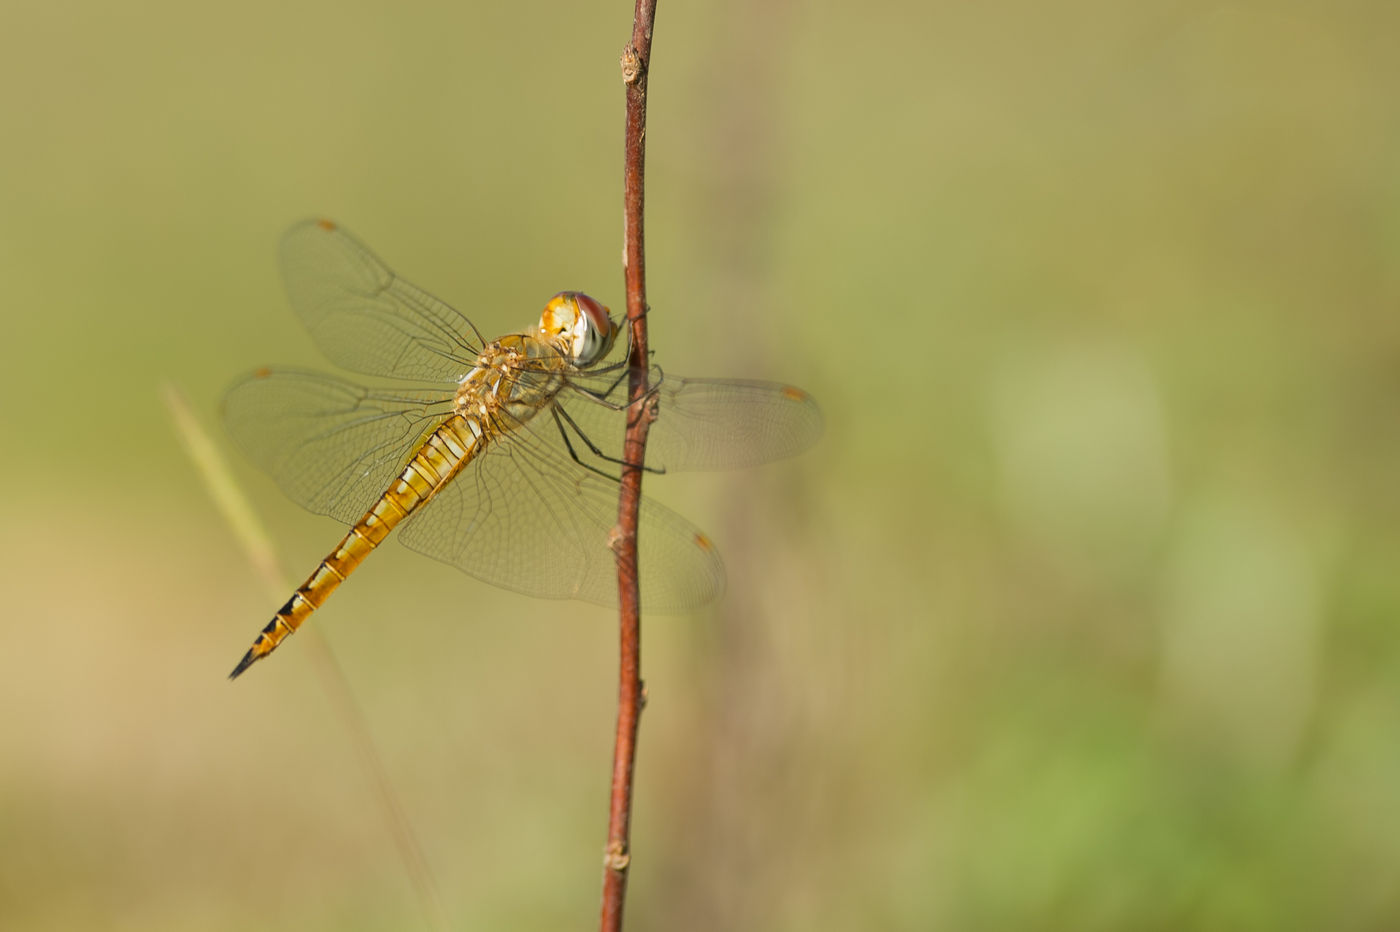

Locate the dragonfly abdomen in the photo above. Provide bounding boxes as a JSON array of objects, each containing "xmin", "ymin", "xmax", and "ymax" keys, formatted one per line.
[{"xmin": 228, "ymin": 415, "xmax": 484, "ymax": 679}]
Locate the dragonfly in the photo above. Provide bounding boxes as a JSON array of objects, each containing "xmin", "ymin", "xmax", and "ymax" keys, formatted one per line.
[{"xmin": 224, "ymin": 219, "xmax": 821, "ymax": 679}]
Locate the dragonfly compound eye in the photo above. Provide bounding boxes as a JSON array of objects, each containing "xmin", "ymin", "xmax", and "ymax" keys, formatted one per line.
[{"xmin": 542, "ymin": 292, "xmax": 617, "ymax": 366}]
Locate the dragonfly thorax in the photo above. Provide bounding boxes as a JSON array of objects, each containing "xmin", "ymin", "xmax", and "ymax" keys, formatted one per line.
[{"xmin": 453, "ymin": 335, "xmax": 567, "ymax": 429}]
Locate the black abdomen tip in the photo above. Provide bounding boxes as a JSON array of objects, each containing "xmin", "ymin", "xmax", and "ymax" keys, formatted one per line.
[{"xmin": 228, "ymin": 649, "xmax": 259, "ymax": 681}]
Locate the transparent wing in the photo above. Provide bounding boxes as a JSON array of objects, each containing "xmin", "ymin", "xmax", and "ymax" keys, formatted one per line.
[
  {"xmin": 279, "ymin": 219, "xmax": 486, "ymax": 382},
  {"xmin": 222, "ymin": 368, "xmax": 455, "ymax": 524},
  {"xmin": 556, "ymin": 369, "xmax": 824, "ymax": 472},
  {"xmin": 398, "ymin": 404, "xmax": 725, "ymax": 612}
]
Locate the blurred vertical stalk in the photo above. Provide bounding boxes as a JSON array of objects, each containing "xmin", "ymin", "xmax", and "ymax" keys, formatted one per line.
[
  {"xmin": 162, "ymin": 385, "xmax": 448, "ymax": 932},
  {"xmin": 601, "ymin": 1, "xmax": 658, "ymax": 930},
  {"xmin": 657, "ymin": 2, "xmax": 804, "ymax": 929}
]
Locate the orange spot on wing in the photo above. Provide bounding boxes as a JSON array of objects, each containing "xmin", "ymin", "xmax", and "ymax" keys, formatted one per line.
[
  {"xmin": 253, "ymin": 367, "xmax": 271, "ymax": 378},
  {"xmin": 694, "ymin": 532, "xmax": 714, "ymax": 552},
  {"xmin": 781, "ymin": 386, "xmax": 807, "ymax": 402},
  {"xmin": 316, "ymin": 218, "xmax": 337, "ymax": 231}
]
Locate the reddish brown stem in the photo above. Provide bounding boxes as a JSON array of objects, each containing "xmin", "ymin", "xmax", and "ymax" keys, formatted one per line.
[{"xmin": 600, "ymin": 2, "xmax": 657, "ymax": 930}]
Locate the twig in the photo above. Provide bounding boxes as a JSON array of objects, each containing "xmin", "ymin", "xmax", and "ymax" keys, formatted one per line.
[
  {"xmin": 162, "ymin": 385, "xmax": 449, "ymax": 932},
  {"xmin": 601, "ymin": 2, "xmax": 657, "ymax": 929}
]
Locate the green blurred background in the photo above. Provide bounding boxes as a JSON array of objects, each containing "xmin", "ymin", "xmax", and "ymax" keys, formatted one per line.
[{"xmin": 3, "ymin": 1, "xmax": 1399, "ymax": 929}]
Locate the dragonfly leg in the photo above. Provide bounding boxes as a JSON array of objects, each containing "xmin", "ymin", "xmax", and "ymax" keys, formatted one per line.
[
  {"xmin": 569, "ymin": 363, "xmax": 665, "ymax": 412},
  {"xmin": 550, "ymin": 406, "xmax": 666, "ymax": 479}
]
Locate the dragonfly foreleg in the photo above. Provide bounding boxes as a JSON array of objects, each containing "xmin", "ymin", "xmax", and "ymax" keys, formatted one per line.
[{"xmin": 569, "ymin": 363, "xmax": 665, "ymax": 412}]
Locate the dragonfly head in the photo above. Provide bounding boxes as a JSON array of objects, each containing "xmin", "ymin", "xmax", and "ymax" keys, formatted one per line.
[{"xmin": 540, "ymin": 292, "xmax": 618, "ymax": 366}]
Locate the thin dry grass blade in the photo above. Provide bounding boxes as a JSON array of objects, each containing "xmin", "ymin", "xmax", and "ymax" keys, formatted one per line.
[{"xmin": 163, "ymin": 383, "xmax": 449, "ymax": 932}]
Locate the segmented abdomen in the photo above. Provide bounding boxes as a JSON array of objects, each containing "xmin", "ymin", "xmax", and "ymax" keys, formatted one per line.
[{"xmin": 229, "ymin": 415, "xmax": 484, "ymax": 679}]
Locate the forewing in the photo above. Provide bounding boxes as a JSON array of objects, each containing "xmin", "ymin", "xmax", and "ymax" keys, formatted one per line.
[
  {"xmin": 398, "ymin": 406, "xmax": 725, "ymax": 612},
  {"xmin": 558, "ymin": 370, "xmax": 824, "ymax": 472},
  {"xmin": 279, "ymin": 219, "xmax": 485, "ymax": 382},
  {"xmin": 223, "ymin": 368, "xmax": 454, "ymax": 524}
]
